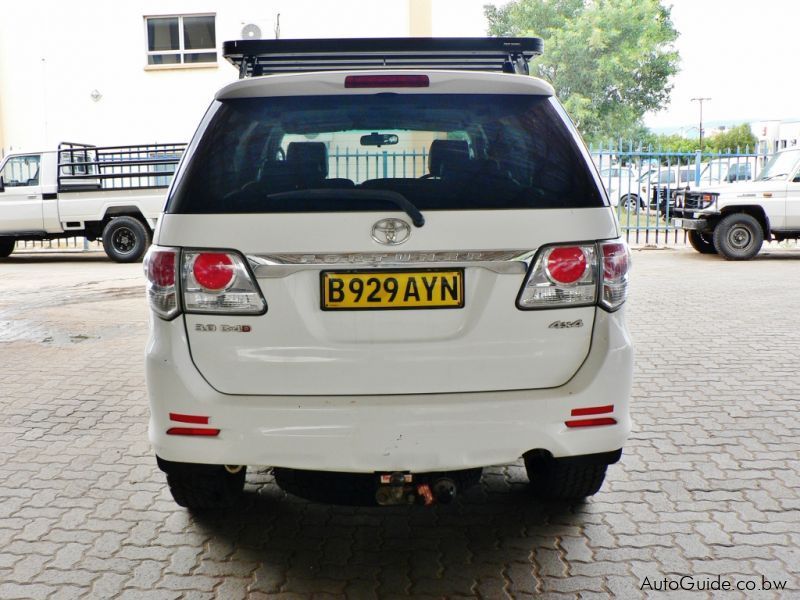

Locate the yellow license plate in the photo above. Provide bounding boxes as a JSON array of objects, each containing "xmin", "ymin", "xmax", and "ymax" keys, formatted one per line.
[{"xmin": 321, "ymin": 269, "xmax": 464, "ymax": 310}]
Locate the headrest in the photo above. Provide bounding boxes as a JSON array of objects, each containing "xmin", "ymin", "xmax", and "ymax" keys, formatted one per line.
[
  {"xmin": 428, "ymin": 140, "xmax": 470, "ymax": 176},
  {"xmin": 286, "ymin": 142, "xmax": 328, "ymax": 177}
]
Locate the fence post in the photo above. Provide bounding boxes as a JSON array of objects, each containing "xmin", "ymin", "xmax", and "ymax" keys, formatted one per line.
[
  {"xmin": 382, "ymin": 151, "xmax": 388, "ymax": 179},
  {"xmin": 694, "ymin": 150, "xmax": 702, "ymax": 186}
]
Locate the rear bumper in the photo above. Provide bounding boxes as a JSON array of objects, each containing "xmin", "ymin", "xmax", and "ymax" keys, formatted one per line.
[{"xmin": 146, "ymin": 309, "xmax": 633, "ymax": 472}]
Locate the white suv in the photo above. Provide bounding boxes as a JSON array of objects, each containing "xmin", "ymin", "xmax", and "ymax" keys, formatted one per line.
[{"xmin": 144, "ymin": 38, "xmax": 633, "ymax": 509}]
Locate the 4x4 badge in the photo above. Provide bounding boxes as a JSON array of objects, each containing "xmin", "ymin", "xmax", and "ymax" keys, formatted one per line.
[
  {"xmin": 371, "ymin": 218, "xmax": 411, "ymax": 246},
  {"xmin": 548, "ymin": 319, "xmax": 584, "ymax": 329}
]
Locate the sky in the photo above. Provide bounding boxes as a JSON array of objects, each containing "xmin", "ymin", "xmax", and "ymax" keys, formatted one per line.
[
  {"xmin": 292, "ymin": 0, "xmax": 800, "ymax": 131},
  {"xmin": 643, "ymin": 0, "xmax": 800, "ymax": 130}
]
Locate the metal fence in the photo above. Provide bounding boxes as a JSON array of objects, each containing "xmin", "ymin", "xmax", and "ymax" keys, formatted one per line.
[
  {"xmin": 590, "ymin": 142, "xmax": 770, "ymax": 245},
  {"xmin": 329, "ymin": 147, "xmax": 429, "ymax": 182}
]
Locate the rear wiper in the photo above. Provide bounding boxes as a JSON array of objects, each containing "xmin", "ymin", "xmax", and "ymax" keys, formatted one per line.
[{"xmin": 266, "ymin": 189, "xmax": 425, "ymax": 227}]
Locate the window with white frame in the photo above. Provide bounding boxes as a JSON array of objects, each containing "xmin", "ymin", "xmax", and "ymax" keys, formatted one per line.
[{"xmin": 145, "ymin": 14, "xmax": 216, "ymax": 65}]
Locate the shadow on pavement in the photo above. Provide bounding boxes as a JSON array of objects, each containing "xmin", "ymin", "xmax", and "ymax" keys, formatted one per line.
[{"xmin": 187, "ymin": 469, "xmax": 589, "ymax": 595}]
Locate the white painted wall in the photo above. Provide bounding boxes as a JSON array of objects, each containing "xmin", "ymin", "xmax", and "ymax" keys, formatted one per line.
[
  {"xmin": 751, "ymin": 120, "xmax": 800, "ymax": 154},
  {"xmin": 0, "ymin": 0, "xmax": 416, "ymax": 154}
]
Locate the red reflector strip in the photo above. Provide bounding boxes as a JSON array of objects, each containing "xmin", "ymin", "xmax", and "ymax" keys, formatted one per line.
[
  {"xmin": 570, "ymin": 405, "xmax": 614, "ymax": 417},
  {"xmin": 169, "ymin": 413, "xmax": 209, "ymax": 424},
  {"xmin": 166, "ymin": 427, "xmax": 220, "ymax": 436},
  {"xmin": 565, "ymin": 418, "xmax": 617, "ymax": 428},
  {"xmin": 345, "ymin": 74, "xmax": 430, "ymax": 88}
]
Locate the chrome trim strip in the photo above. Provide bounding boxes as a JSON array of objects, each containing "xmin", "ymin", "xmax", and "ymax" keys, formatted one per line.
[{"xmin": 248, "ymin": 250, "xmax": 537, "ymax": 278}]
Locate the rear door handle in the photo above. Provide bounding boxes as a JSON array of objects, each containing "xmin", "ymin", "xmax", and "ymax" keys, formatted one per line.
[{"xmin": 27, "ymin": 195, "xmax": 38, "ymax": 199}]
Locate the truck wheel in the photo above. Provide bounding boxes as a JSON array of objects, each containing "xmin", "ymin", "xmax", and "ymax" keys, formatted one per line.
[
  {"xmin": 157, "ymin": 457, "xmax": 246, "ymax": 510},
  {"xmin": 0, "ymin": 238, "xmax": 14, "ymax": 258},
  {"xmin": 102, "ymin": 216, "xmax": 151, "ymax": 263},
  {"xmin": 713, "ymin": 213, "xmax": 763, "ymax": 261},
  {"xmin": 688, "ymin": 231, "xmax": 717, "ymax": 254},
  {"xmin": 524, "ymin": 454, "xmax": 608, "ymax": 500},
  {"xmin": 621, "ymin": 194, "xmax": 643, "ymax": 212}
]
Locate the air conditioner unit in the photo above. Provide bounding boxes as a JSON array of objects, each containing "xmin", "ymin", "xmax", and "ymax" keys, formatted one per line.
[{"xmin": 241, "ymin": 23, "xmax": 263, "ymax": 39}]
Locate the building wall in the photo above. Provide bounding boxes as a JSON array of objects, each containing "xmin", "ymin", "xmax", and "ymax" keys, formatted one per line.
[
  {"xmin": 751, "ymin": 120, "xmax": 800, "ymax": 154},
  {"xmin": 0, "ymin": 0, "xmax": 420, "ymax": 154}
]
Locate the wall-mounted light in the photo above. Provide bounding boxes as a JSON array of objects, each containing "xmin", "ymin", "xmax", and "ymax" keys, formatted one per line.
[{"xmin": 90, "ymin": 89, "xmax": 103, "ymax": 102}]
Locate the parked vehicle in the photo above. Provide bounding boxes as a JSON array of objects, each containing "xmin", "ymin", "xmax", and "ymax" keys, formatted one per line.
[
  {"xmin": 0, "ymin": 142, "xmax": 185, "ymax": 262},
  {"xmin": 144, "ymin": 37, "xmax": 633, "ymax": 509},
  {"xmin": 645, "ymin": 167, "xmax": 694, "ymax": 217},
  {"xmin": 599, "ymin": 167, "xmax": 646, "ymax": 210},
  {"xmin": 700, "ymin": 157, "xmax": 757, "ymax": 184},
  {"xmin": 673, "ymin": 148, "xmax": 800, "ymax": 259}
]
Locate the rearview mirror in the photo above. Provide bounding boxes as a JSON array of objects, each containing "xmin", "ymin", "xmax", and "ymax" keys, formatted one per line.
[{"xmin": 360, "ymin": 132, "xmax": 399, "ymax": 147}]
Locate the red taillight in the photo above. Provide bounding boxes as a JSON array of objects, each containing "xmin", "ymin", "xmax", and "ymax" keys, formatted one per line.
[
  {"xmin": 144, "ymin": 246, "xmax": 180, "ymax": 320},
  {"xmin": 599, "ymin": 241, "xmax": 630, "ymax": 311},
  {"xmin": 169, "ymin": 413, "xmax": 209, "ymax": 425},
  {"xmin": 193, "ymin": 253, "xmax": 234, "ymax": 291},
  {"xmin": 166, "ymin": 427, "xmax": 220, "ymax": 436},
  {"xmin": 565, "ymin": 418, "xmax": 617, "ymax": 428},
  {"xmin": 147, "ymin": 249, "xmax": 176, "ymax": 287},
  {"xmin": 344, "ymin": 74, "xmax": 430, "ymax": 88},
  {"xmin": 602, "ymin": 243, "xmax": 628, "ymax": 280},
  {"xmin": 571, "ymin": 405, "xmax": 614, "ymax": 417},
  {"xmin": 546, "ymin": 246, "xmax": 587, "ymax": 284}
]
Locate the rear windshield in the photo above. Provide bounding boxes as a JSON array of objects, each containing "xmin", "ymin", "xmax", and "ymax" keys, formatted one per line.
[{"xmin": 167, "ymin": 94, "xmax": 603, "ymax": 214}]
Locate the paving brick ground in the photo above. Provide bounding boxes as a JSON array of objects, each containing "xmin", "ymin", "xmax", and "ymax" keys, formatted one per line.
[{"xmin": 1, "ymin": 247, "xmax": 799, "ymax": 599}]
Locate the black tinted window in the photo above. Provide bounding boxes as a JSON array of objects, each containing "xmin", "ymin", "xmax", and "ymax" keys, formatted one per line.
[{"xmin": 167, "ymin": 94, "xmax": 603, "ymax": 214}]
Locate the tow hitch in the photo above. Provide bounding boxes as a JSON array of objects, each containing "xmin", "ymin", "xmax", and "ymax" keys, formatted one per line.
[{"xmin": 375, "ymin": 472, "xmax": 458, "ymax": 506}]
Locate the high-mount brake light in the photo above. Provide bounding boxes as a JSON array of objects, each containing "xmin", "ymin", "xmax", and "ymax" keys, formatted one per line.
[
  {"xmin": 143, "ymin": 247, "xmax": 180, "ymax": 320},
  {"xmin": 193, "ymin": 253, "xmax": 235, "ymax": 291},
  {"xmin": 344, "ymin": 74, "xmax": 430, "ymax": 88},
  {"xmin": 182, "ymin": 250, "xmax": 267, "ymax": 315}
]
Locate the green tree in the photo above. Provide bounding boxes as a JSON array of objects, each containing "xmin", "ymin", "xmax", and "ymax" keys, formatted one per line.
[
  {"xmin": 485, "ymin": 0, "xmax": 680, "ymax": 142},
  {"xmin": 705, "ymin": 124, "xmax": 757, "ymax": 153}
]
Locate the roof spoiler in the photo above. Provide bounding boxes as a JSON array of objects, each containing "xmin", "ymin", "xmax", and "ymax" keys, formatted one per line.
[{"xmin": 222, "ymin": 37, "xmax": 543, "ymax": 79}]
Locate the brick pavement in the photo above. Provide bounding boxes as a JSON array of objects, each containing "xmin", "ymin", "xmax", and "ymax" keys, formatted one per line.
[{"xmin": 0, "ymin": 248, "xmax": 799, "ymax": 599}]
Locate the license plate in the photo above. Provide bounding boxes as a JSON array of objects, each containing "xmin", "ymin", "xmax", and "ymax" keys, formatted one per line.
[
  {"xmin": 321, "ymin": 269, "xmax": 464, "ymax": 310},
  {"xmin": 673, "ymin": 218, "xmax": 683, "ymax": 228}
]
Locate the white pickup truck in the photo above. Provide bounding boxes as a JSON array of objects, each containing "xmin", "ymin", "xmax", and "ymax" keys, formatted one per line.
[
  {"xmin": 0, "ymin": 142, "xmax": 185, "ymax": 262},
  {"xmin": 672, "ymin": 148, "xmax": 800, "ymax": 260}
]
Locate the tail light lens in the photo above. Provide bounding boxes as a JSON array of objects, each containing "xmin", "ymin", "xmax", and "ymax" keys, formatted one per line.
[
  {"xmin": 517, "ymin": 244, "xmax": 597, "ymax": 309},
  {"xmin": 193, "ymin": 253, "xmax": 235, "ymax": 291},
  {"xmin": 599, "ymin": 242, "xmax": 630, "ymax": 311},
  {"xmin": 182, "ymin": 251, "xmax": 266, "ymax": 315},
  {"xmin": 144, "ymin": 247, "xmax": 180, "ymax": 319},
  {"xmin": 517, "ymin": 240, "xmax": 630, "ymax": 311}
]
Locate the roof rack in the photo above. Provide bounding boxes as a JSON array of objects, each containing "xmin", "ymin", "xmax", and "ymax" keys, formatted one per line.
[{"xmin": 223, "ymin": 37, "xmax": 543, "ymax": 79}]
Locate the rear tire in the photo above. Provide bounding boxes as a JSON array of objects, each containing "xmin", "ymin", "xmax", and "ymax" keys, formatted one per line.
[
  {"xmin": 713, "ymin": 213, "xmax": 763, "ymax": 261},
  {"xmin": 0, "ymin": 238, "xmax": 14, "ymax": 258},
  {"xmin": 157, "ymin": 457, "xmax": 246, "ymax": 510},
  {"xmin": 688, "ymin": 230, "xmax": 717, "ymax": 254},
  {"xmin": 524, "ymin": 454, "xmax": 608, "ymax": 500},
  {"xmin": 102, "ymin": 216, "xmax": 150, "ymax": 263}
]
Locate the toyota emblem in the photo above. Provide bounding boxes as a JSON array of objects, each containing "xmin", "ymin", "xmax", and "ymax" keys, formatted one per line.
[{"xmin": 371, "ymin": 218, "xmax": 411, "ymax": 246}]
